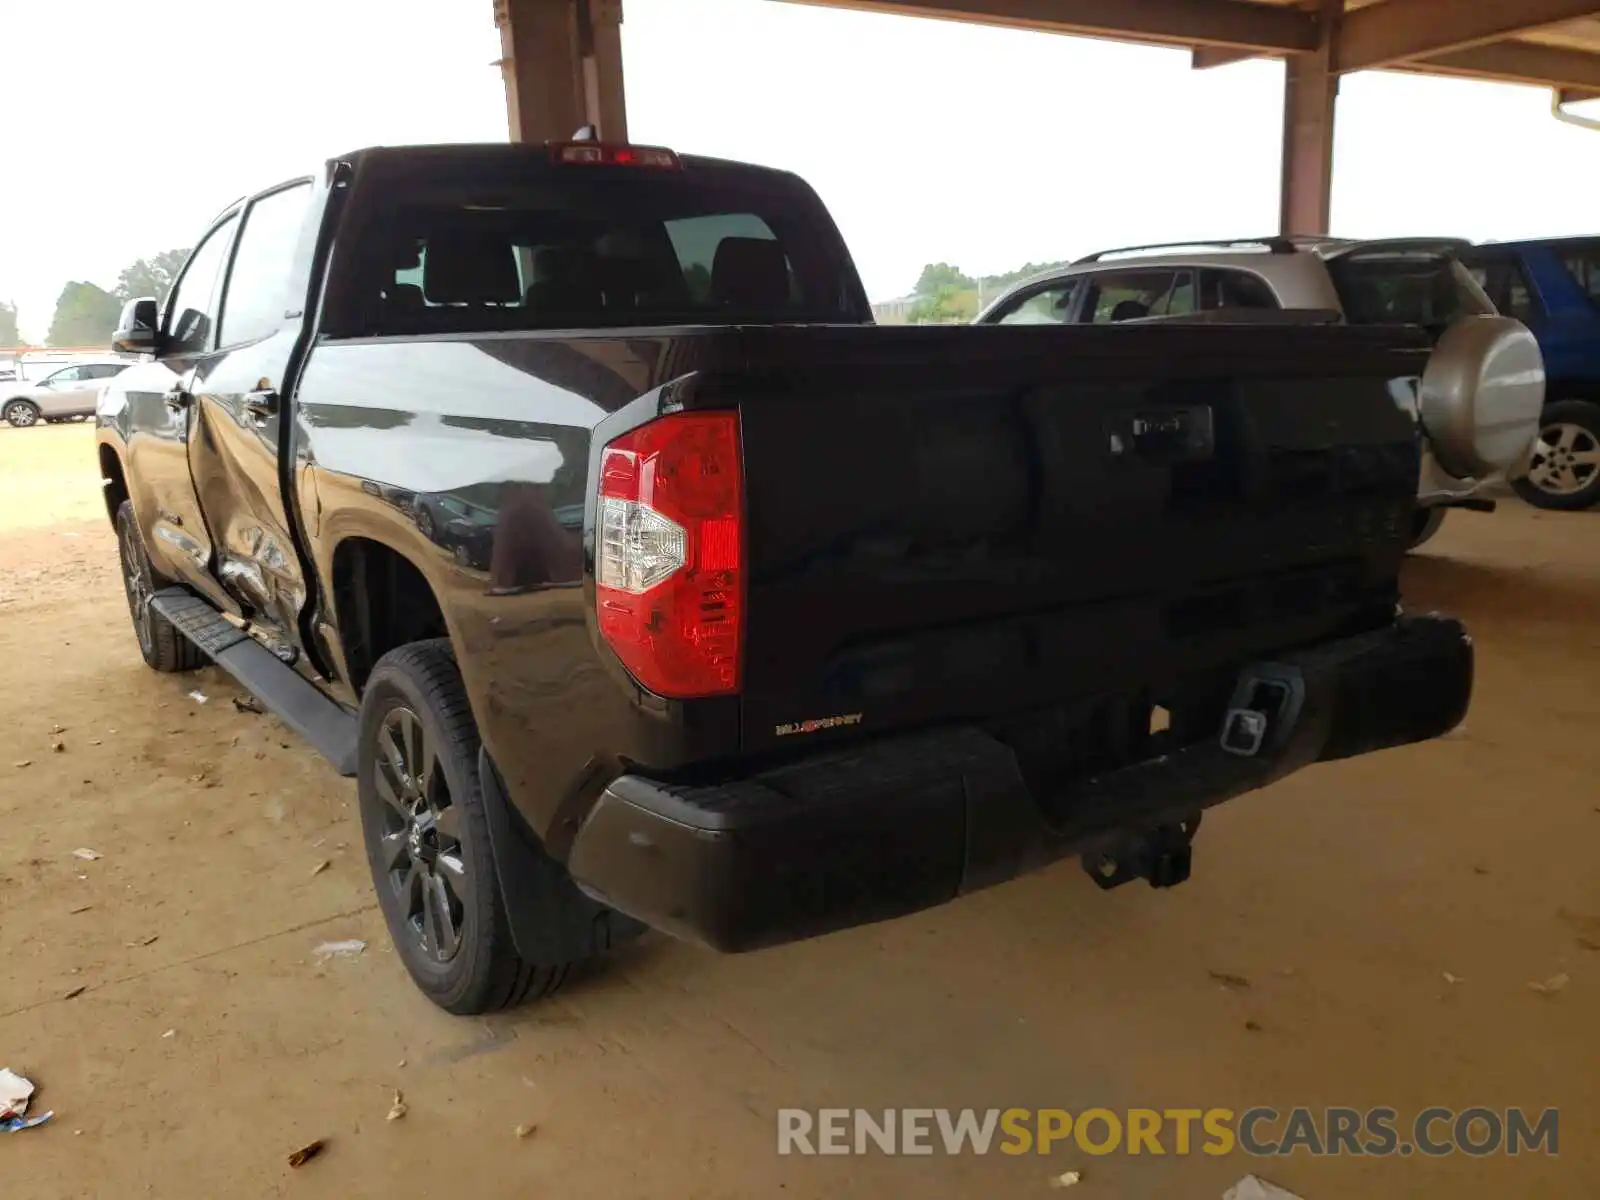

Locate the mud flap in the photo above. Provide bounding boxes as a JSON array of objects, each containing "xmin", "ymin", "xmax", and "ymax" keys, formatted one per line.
[{"xmin": 478, "ymin": 748, "xmax": 647, "ymax": 964}]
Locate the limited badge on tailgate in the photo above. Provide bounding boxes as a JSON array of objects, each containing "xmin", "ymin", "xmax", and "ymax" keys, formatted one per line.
[{"xmin": 1105, "ymin": 406, "xmax": 1215, "ymax": 464}]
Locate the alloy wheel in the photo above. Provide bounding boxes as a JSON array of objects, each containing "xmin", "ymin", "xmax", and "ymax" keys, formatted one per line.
[
  {"xmin": 373, "ymin": 705, "xmax": 471, "ymax": 963},
  {"xmin": 1526, "ymin": 421, "xmax": 1600, "ymax": 498},
  {"xmin": 4, "ymin": 401, "xmax": 37, "ymax": 428},
  {"xmin": 118, "ymin": 515, "xmax": 155, "ymax": 658}
]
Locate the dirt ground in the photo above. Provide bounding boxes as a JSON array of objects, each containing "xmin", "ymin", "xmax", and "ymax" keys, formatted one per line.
[{"xmin": 0, "ymin": 422, "xmax": 1595, "ymax": 1199}]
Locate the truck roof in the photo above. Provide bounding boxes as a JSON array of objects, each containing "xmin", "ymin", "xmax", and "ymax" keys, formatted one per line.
[{"xmin": 330, "ymin": 141, "xmax": 802, "ymax": 186}]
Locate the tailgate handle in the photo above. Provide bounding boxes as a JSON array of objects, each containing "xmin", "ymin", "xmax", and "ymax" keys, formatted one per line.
[{"xmin": 1106, "ymin": 406, "xmax": 1214, "ymax": 463}]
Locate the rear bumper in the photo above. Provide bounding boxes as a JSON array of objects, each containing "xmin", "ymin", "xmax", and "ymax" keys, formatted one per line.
[{"xmin": 566, "ymin": 615, "xmax": 1472, "ymax": 952}]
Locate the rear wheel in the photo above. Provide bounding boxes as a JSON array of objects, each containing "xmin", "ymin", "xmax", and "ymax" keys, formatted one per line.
[
  {"xmin": 114, "ymin": 501, "xmax": 206, "ymax": 673},
  {"xmin": 358, "ymin": 640, "xmax": 572, "ymax": 1014},
  {"xmin": 1513, "ymin": 400, "xmax": 1600, "ymax": 511},
  {"xmin": 3, "ymin": 399, "xmax": 39, "ymax": 428}
]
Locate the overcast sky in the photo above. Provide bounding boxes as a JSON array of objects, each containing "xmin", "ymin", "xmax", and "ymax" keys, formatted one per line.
[{"xmin": 3, "ymin": 0, "xmax": 1599, "ymax": 339}]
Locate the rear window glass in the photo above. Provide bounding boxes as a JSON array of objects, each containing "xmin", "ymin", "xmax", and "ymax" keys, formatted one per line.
[
  {"xmin": 341, "ymin": 166, "xmax": 859, "ymax": 336},
  {"xmin": 1326, "ymin": 255, "xmax": 1488, "ymax": 329}
]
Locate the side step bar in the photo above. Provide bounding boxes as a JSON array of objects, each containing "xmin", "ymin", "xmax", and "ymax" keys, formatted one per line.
[{"xmin": 150, "ymin": 588, "xmax": 359, "ymax": 777}]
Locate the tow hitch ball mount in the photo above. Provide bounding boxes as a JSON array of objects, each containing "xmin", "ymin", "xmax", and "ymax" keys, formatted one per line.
[{"xmin": 1082, "ymin": 815, "xmax": 1202, "ymax": 891}]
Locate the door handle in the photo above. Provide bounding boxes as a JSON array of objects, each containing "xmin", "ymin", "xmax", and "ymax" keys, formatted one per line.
[
  {"xmin": 163, "ymin": 387, "xmax": 191, "ymax": 411},
  {"xmin": 244, "ymin": 389, "xmax": 279, "ymax": 419}
]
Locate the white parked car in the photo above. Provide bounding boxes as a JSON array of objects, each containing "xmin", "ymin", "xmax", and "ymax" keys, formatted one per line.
[
  {"xmin": 2, "ymin": 359, "xmax": 132, "ymax": 428},
  {"xmin": 975, "ymin": 237, "xmax": 1545, "ymax": 547}
]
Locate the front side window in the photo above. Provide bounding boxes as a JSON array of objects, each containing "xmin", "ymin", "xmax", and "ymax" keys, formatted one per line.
[
  {"xmin": 164, "ymin": 215, "xmax": 239, "ymax": 355},
  {"xmin": 45, "ymin": 366, "xmax": 84, "ymax": 385},
  {"xmin": 994, "ymin": 282, "xmax": 1078, "ymax": 325},
  {"xmin": 220, "ymin": 182, "xmax": 313, "ymax": 346}
]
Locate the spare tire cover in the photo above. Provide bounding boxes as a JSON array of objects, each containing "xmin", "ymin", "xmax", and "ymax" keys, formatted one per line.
[{"xmin": 1419, "ymin": 315, "xmax": 1544, "ymax": 479}]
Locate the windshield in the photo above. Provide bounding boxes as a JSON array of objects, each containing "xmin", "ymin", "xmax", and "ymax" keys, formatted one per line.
[
  {"xmin": 1325, "ymin": 254, "xmax": 1493, "ymax": 331},
  {"xmin": 336, "ymin": 160, "xmax": 866, "ymax": 337}
]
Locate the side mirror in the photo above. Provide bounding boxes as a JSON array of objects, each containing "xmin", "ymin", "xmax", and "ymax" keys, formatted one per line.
[{"xmin": 111, "ymin": 297, "xmax": 160, "ymax": 355}]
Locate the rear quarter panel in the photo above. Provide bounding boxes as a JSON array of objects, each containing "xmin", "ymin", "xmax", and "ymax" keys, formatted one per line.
[{"xmin": 293, "ymin": 332, "xmax": 736, "ymax": 843}]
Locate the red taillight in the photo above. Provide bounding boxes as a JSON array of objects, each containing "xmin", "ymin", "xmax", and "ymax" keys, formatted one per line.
[
  {"xmin": 549, "ymin": 142, "xmax": 681, "ymax": 170},
  {"xmin": 595, "ymin": 411, "xmax": 743, "ymax": 698}
]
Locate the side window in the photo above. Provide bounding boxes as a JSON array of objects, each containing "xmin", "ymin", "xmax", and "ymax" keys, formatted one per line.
[
  {"xmin": 219, "ymin": 183, "xmax": 313, "ymax": 346},
  {"xmin": 1200, "ymin": 269, "xmax": 1280, "ymax": 311},
  {"xmin": 1501, "ymin": 263, "xmax": 1536, "ymax": 323},
  {"xmin": 164, "ymin": 215, "xmax": 239, "ymax": 355},
  {"xmin": 1085, "ymin": 270, "xmax": 1178, "ymax": 323},
  {"xmin": 995, "ymin": 282, "xmax": 1079, "ymax": 325},
  {"xmin": 1559, "ymin": 244, "xmax": 1600, "ymax": 304},
  {"xmin": 47, "ymin": 366, "xmax": 84, "ymax": 384},
  {"xmin": 84, "ymin": 364, "xmax": 122, "ymax": 380},
  {"xmin": 1465, "ymin": 255, "xmax": 1539, "ymax": 323},
  {"xmin": 1149, "ymin": 271, "xmax": 1196, "ymax": 317}
]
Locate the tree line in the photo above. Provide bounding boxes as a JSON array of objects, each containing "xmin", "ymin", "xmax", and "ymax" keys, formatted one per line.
[
  {"xmin": 1, "ymin": 249, "xmax": 190, "ymax": 349},
  {"xmin": 906, "ymin": 260, "xmax": 1072, "ymax": 324}
]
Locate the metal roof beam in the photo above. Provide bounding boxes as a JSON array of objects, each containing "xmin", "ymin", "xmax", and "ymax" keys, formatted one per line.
[
  {"xmin": 1407, "ymin": 40, "xmax": 1600, "ymax": 91},
  {"xmin": 1337, "ymin": 0, "xmax": 1600, "ymax": 74},
  {"xmin": 779, "ymin": 0, "xmax": 1319, "ymax": 52},
  {"xmin": 1192, "ymin": 45, "xmax": 1257, "ymax": 68}
]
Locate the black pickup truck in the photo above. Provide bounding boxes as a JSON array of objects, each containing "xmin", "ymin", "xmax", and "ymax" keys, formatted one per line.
[{"xmin": 97, "ymin": 139, "xmax": 1472, "ymax": 1015}]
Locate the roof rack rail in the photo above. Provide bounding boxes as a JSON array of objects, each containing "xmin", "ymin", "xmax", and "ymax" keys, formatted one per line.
[{"xmin": 1074, "ymin": 237, "xmax": 1298, "ymax": 264}]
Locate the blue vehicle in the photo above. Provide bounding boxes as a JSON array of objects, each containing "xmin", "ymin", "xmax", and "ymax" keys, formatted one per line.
[{"xmin": 1462, "ymin": 238, "xmax": 1600, "ymax": 510}]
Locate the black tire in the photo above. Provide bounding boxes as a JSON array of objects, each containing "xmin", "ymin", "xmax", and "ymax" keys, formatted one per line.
[
  {"xmin": 1513, "ymin": 399, "xmax": 1600, "ymax": 511},
  {"xmin": 3, "ymin": 399, "xmax": 39, "ymax": 428},
  {"xmin": 115, "ymin": 501, "xmax": 206, "ymax": 673},
  {"xmin": 358, "ymin": 640, "xmax": 570, "ymax": 1014},
  {"xmin": 1408, "ymin": 507, "xmax": 1446, "ymax": 549}
]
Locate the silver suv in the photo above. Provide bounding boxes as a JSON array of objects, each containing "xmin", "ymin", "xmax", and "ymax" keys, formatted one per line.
[
  {"xmin": 2, "ymin": 359, "xmax": 130, "ymax": 428},
  {"xmin": 976, "ymin": 238, "xmax": 1544, "ymax": 547}
]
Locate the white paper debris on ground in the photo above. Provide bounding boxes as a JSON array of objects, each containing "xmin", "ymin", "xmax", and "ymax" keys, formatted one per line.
[
  {"xmin": 161, "ymin": 1029, "xmax": 176, "ymax": 1039},
  {"xmin": 71, "ymin": 847, "xmax": 102, "ymax": 861},
  {"xmin": 1048, "ymin": 1169, "xmax": 1082, "ymax": 1188},
  {"xmin": 387, "ymin": 1090, "xmax": 407, "ymax": 1121},
  {"xmin": 1528, "ymin": 972, "xmax": 1570, "ymax": 995},
  {"xmin": 187, "ymin": 690, "xmax": 209, "ymax": 704},
  {"xmin": 314, "ymin": 939, "xmax": 367, "ymax": 960},
  {"xmin": 0, "ymin": 1067, "xmax": 50, "ymax": 1132},
  {"xmin": 0, "ymin": 1069, "xmax": 35, "ymax": 1121},
  {"xmin": 1223, "ymin": 1175, "xmax": 1306, "ymax": 1200}
]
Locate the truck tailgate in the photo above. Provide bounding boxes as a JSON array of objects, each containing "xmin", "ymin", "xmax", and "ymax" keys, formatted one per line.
[{"xmin": 725, "ymin": 323, "xmax": 1429, "ymax": 757}]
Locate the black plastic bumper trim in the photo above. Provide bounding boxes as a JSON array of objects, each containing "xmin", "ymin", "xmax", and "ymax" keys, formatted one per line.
[{"xmin": 565, "ymin": 615, "xmax": 1472, "ymax": 952}]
